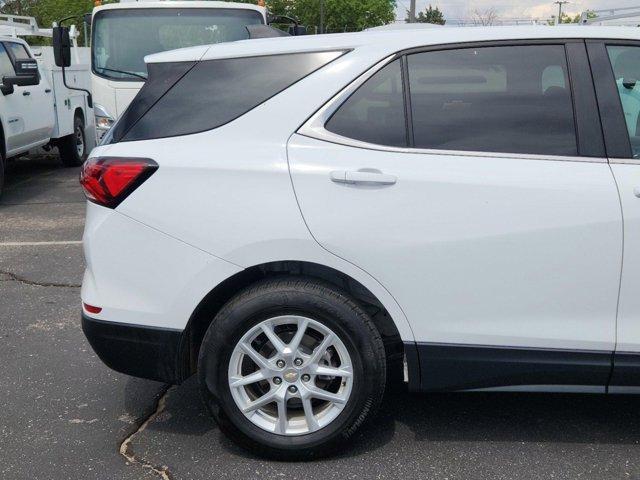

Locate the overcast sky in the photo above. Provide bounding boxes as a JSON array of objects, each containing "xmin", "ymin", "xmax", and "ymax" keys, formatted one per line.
[{"xmin": 395, "ymin": 0, "xmax": 640, "ymax": 23}]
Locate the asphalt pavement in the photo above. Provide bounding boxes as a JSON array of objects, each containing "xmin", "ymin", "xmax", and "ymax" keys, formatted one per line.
[{"xmin": 2, "ymin": 155, "xmax": 640, "ymax": 480}]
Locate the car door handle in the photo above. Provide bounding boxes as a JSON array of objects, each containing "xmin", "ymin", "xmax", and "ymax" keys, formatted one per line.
[
  {"xmin": 22, "ymin": 91, "xmax": 30, "ymax": 96},
  {"xmin": 330, "ymin": 169, "xmax": 397, "ymax": 186},
  {"xmin": 45, "ymin": 89, "xmax": 51, "ymax": 93},
  {"xmin": 634, "ymin": 186, "xmax": 640, "ymax": 198}
]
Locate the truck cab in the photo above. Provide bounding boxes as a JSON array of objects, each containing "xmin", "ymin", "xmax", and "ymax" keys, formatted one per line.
[
  {"xmin": 0, "ymin": 37, "xmax": 55, "ymax": 159},
  {"xmin": 0, "ymin": 14, "xmax": 95, "ymax": 196},
  {"xmin": 90, "ymin": 0, "xmax": 267, "ymax": 141}
]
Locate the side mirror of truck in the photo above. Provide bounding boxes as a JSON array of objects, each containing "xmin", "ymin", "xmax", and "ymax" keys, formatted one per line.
[
  {"xmin": 289, "ymin": 25, "xmax": 307, "ymax": 36},
  {"xmin": 267, "ymin": 14, "xmax": 304, "ymax": 35},
  {"xmin": 3, "ymin": 59, "xmax": 40, "ymax": 88},
  {"xmin": 0, "ymin": 84, "xmax": 13, "ymax": 96},
  {"xmin": 83, "ymin": 13, "xmax": 92, "ymax": 27},
  {"xmin": 53, "ymin": 26, "xmax": 71, "ymax": 68}
]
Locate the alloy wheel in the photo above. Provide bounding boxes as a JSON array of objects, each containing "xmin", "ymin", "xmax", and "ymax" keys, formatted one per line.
[{"xmin": 227, "ymin": 315, "xmax": 353, "ymax": 436}]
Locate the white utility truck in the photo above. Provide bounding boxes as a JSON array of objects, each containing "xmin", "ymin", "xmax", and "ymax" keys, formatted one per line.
[
  {"xmin": 89, "ymin": 0, "xmax": 267, "ymax": 142},
  {"xmin": 0, "ymin": 14, "xmax": 94, "ymax": 196}
]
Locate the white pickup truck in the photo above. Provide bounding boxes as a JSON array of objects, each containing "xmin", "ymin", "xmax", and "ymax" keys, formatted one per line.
[{"xmin": 0, "ymin": 35, "xmax": 94, "ymax": 196}]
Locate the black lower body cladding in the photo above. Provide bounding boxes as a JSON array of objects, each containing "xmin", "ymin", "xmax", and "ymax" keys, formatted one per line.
[{"xmin": 81, "ymin": 313, "xmax": 183, "ymax": 383}]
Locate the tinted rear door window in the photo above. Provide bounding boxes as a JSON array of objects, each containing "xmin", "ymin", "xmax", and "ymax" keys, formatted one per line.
[
  {"xmin": 407, "ymin": 45, "xmax": 577, "ymax": 156},
  {"xmin": 325, "ymin": 59, "xmax": 407, "ymax": 147},
  {"xmin": 606, "ymin": 45, "xmax": 640, "ymax": 158}
]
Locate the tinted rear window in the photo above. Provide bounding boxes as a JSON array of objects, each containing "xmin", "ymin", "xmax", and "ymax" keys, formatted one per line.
[
  {"xmin": 407, "ymin": 45, "xmax": 577, "ymax": 156},
  {"xmin": 120, "ymin": 51, "xmax": 344, "ymax": 142}
]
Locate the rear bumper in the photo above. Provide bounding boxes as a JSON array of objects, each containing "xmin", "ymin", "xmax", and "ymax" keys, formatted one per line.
[{"xmin": 81, "ymin": 313, "xmax": 184, "ymax": 384}]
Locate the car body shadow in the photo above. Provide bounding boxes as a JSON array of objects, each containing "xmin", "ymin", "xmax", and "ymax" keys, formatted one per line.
[{"xmin": 130, "ymin": 375, "xmax": 640, "ymax": 463}]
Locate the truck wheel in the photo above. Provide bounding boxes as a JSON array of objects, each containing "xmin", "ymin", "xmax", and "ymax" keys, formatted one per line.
[
  {"xmin": 0, "ymin": 150, "xmax": 4, "ymax": 198},
  {"xmin": 59, "ymin": 115, "xmax": 87, "ymax": 167}
]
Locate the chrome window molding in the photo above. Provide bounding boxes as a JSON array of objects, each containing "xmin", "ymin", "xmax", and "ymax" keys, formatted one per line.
[
  {"xmin": 297, "ymin": 54, "xmax": 607, "ymax": 165},
  {"xmin": 610, "ymin": 158, "xmax": 640, "ymax": 165}
]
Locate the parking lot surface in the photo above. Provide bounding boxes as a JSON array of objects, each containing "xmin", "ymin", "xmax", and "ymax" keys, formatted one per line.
[{"xmin": 2, "ymin": 156, "xmax": 640, "ymax": 480}]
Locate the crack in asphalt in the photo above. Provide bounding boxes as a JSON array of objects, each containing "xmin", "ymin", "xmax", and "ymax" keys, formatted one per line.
[
  {"xmin": 0, "ymin": 269, "xmax": 81, "ymax": 288},
  {"xmin": 120, "ymin": 385, "xmax": 174, "ymax": 480}
]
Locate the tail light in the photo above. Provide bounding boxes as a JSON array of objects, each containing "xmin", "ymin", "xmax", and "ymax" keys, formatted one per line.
[{"xmin": 80, "ymin": 157, "xmax": 158, "ymax": 208}]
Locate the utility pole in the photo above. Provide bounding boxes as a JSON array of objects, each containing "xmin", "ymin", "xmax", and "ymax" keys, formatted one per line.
[
  {"xmin": 554, "ymin": 1, "xmax": 569, "ymax": 25},
  {"xmin": 409, "ymin": 0, "xmax": 417, "ymax": 23},
  {"xmin": 319, "ymin": 0, "xmax": 325, "ymax": 34}
]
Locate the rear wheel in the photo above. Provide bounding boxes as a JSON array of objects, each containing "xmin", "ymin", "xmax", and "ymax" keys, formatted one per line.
[
  {"xmin": 198, "ymin": 277, "xmax": 386, "ymax": 459},
  {"xmin": 59, "ymin": 115, "xmax": 87, "ymax": 167}
]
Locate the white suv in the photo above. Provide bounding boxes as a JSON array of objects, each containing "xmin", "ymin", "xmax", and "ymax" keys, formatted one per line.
[{"xmin": 80, "ymin": 26, "xmax": 640, "ymax": 458}]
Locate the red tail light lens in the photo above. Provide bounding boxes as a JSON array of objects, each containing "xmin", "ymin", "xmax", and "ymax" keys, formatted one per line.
[
  {"xmin": 80, "ymin": 157, "xmax": 158, "ymax": 208},
  {"xmin": 83, "ymin": 303, "xmax": 102, "ymax": 314}
]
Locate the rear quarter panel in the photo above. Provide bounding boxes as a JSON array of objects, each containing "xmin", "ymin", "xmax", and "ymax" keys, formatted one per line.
[{"xmin": 88, "ymin": 47, "xmax": 415, "ymax": 340}]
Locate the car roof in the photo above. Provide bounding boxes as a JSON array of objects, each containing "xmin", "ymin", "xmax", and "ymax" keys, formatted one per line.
[
  {"xmin": 0, "ymin": 37, "xmax": 29, "ymax": 46},
  {"xmin": 146, "ymin": 25, "xmax": 640, "ymax": 64}
]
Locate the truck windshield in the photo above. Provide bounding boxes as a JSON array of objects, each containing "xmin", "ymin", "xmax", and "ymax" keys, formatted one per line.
[{"xmin": 92, "ymin": 8, "xmax": 264, "ymax": 81}]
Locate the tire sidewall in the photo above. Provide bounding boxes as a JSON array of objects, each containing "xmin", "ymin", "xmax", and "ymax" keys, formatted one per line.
[
  {"xmin": 0, "ymin": 151, "xmax": 5, "ymax": 197},
  {"xmin": 73, "ymin": 117, "xmax": 87, "ymax": 161},
  {"xmin": 59, "ymin": 116, "xmax": 86, "ymax": 167},
  {"xmin": 198, "ymin": 280, "xmax": 385, "ymax": 455}
]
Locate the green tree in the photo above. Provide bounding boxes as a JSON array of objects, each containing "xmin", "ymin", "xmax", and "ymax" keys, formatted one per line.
[
  {"xmin": 409, "ymin": 4, "xmax": 446, "ymax": 25},
  {"xmin": 231, "ymin": 0, "xmax": 396, "ymax": 32},
  {"xmin": 0, "ymin": 0, "xmax": 114, "ymax": 44},
  {"xmin": 548, "ymin": 11, "xmax": 597, "ymax": 25}
]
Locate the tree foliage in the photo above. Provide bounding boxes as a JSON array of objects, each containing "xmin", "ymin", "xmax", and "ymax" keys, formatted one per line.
[
  {"xmin": 408, "ymin": 4, "xmax": 446, "ymax": 25},
  {"xmin": 233, "ymin": 0, "xmax": 396, "ymax": 32},
  {"xmin": 1, "ymin": 0, "xmax": 105, "ymax": 27},
  {"xmin": 548, "ymin": 11, "xmax": 597, "ymax": 25},
  {"xmin": 0, "ymin": 0, "xmax": 117, "ymax": 44},
  {"xmin": 1, "ymin": 0, "xmax": 396, "ymax": 40}
]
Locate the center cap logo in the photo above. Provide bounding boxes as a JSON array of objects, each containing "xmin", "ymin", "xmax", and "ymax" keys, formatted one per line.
[{"xmin": 283, "ymin": 370, "xmax": 298, "ymax": 383}]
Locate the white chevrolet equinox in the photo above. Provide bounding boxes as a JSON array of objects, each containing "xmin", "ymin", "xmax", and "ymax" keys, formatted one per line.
[{"xmin": 80, "ymin": 26, "xmax": 640, "ymax": 458}]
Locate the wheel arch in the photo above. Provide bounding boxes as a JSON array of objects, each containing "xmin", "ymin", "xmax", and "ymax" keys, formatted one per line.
[{"xmin": 176, "ymin": 260, "xmax": 406, "ymax": 382}]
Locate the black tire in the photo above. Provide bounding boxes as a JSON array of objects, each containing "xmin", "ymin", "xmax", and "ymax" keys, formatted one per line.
[
  {"xmin": 198, "ymin": 277, "xmax": 386, "ymax": 460},
  {"xmin": 0, "ymin": 149, "xmax": 4, "ymax": 198},
  {"xmin": 58, "ymin": 115, "xmax": 87, "ymax": 167}
]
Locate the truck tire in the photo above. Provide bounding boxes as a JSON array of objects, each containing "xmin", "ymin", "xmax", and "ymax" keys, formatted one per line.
[
  {"xmin": 0, "ymin": 150, "xmax": 4, "ymax": 198},
  {"xmin": 59, "ymin": 115, "xmax": 87, "ymax": 167}
]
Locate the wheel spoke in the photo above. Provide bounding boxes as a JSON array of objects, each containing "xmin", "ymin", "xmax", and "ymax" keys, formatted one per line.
[
  {"xmin": 260, "ymin": 322, "xmax": 287, "ymax": 354},
  {"xmin": 274, "ymin": 390, "xmax": 288, "ymax": 434},
  {"xmin": 302, "ymin": 397, "xmax": 320, "ymax": 432},
  {"xmin": 308, "ymin": 333, "xmax": 334, "ymax": 365},
  {"xmin": 240, "ymin": 342, "xmax": 270, "ymax": 370},
  {"xmin": 314, "ymin": 365, "xmax": 353, "ymax": 378},
  {"xmin": 288, "ymin": 317, "xmax": 309, "ymax": 353},
  {"xmin": 243, "ymin": 389, "xmax": 278, "ymax": 413},
  {"xmin": 307, "ymin": 385, "xmax": 348, "ymax": 404},
  {"xmin": 230, "ymin": 370, "xmax": 267, "ymax": 388}
]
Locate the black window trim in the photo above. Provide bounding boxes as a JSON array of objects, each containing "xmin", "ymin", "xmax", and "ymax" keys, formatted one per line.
[{"xmin": 299, "ymin": 38, "xmax": 607, "ymax": 163}]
